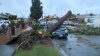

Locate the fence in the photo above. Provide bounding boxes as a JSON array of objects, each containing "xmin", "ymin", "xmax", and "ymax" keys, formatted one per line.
[{"xmin": 0, "ymin": 26, "xmax": 25, "ymax": 44}]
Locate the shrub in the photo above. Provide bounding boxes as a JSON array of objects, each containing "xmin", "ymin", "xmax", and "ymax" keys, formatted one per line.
[
  {"xmin": 32, "ymin": 24, "xmax": 44, "ymax": 30},
  {"xmin": 69, "ymin": 26, "xmax": 100, "ymax": 35}
]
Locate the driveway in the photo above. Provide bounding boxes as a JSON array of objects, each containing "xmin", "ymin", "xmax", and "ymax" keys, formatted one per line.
[{"xmin": 52, "ymin": 34, "xmax": 100, "ymax": 56}]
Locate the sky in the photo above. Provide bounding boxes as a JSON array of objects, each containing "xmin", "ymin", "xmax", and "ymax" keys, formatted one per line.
[{"xmin": 0, "ymin": 0, "xmax": 100, "ymax": 18}]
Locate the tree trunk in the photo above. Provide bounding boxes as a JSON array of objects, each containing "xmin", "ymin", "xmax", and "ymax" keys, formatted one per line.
[{"xmin": 47, "ymin": 11, "xmax": 72, "ymax": 34}]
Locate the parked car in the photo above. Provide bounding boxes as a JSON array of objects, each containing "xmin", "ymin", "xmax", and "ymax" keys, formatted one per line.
[{"xmin": 51, "ymin": 25, "xmax": 68, "ymax": 39}]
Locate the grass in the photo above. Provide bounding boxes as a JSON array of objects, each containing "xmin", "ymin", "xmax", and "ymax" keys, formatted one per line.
[{"xmin": 14, "ymin": 45, "xmax": 60, "ymax": 56}]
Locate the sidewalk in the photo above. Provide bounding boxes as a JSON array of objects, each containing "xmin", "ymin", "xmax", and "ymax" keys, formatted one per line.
[{"xmin": 0, "ymin": 45, "xmax": 17, "ymax": 56}]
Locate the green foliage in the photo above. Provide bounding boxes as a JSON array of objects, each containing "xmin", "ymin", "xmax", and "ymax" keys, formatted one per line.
[
  {"xmin": 32, "ymin": 24, "xmax": 44, "ymax": 30},
  {"xmin": 0, "ymin": 13, "xmax": 11, "ymax": 17},
  {"xmin": 14, "ymin": 45, "xmax": 60, "ymax": 56},
  {"xmin": 32, "ymin": 24, "xmax": 51, "ymax": 39},
  {"xmin": 69, "ymin": 27, "xmax": 100, "ymax": 35},
  {"xmin": 30, "ymin": 0, "xmax": 43, "ymax": 22},
  {"xmin": 37, "ymin": 29, "xmax": 50, "ymax": 36},
  {"xmin": 8, "ymin": 15, "xmax": 17, "ymax": 21},
  {"xmin": 44, "ymin": 16, "xmax": 49, "ymax": 20},
  {"xmin": 10, "ymin": 21, "xmax": 16, "ymax": 26},
  {"xmin": 0, "ymin": 28, "xmax": 2, "ymax": 34},
  {"xmin": 67, "ymin": 11, "xmax": 76, "ymax": 19},
  {"xmin": 18, "ymin": 19, "xmax": 24, "ymax": 24},
  {"xmin": 0, "ymin": 13, "xmax": 17, "ymax": 21}
]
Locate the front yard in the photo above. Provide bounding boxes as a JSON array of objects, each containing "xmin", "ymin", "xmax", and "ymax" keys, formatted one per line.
[{"xmin": 14, "ymin": 45, "xmax": 60, "ymax": 56}]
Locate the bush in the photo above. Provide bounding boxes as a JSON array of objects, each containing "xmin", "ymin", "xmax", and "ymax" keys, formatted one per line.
[
  {"xmin": 32, "ymin": 24, "xmax": 44, "ymax": 30},
  {"xmin": 69, "ymin": 27, "xmax": 100, "ymax": 35},
  {"xmin": 0, "ymin": 28, "xmax": 2, "ymax": 34}
]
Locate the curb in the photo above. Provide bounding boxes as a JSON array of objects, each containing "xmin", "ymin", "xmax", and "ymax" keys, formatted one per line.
[{"xmin": 51, "ymin": 39, "xmax": 69, "ymax": 56}]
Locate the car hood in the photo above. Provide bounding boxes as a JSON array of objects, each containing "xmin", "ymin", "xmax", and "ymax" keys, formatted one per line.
[{"xmin": 52, "ymin": 31, "xmax": 67, "ymax": 35}]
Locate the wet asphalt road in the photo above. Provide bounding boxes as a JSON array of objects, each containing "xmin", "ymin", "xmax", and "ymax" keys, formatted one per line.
[{"xmin": 52, "ymin": 34, "xmax": 100, "ymax": 56}]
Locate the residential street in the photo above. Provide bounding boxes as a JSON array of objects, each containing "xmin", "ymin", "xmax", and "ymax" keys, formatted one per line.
[
  {"xmin": 52, "ymin": 34, "xmax": 100, "ymax": 56},
  {"xmin": 1, "ymin": 0, "xmax": 100, "ymax": 56}
]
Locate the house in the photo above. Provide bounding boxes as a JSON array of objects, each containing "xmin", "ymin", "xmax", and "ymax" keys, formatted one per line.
[
  {"xmin": 0, "ymin": 15, "xmax": 9, "ymax": 28},
  {"xmin": 0, "ymin": 15, "xmax": 8, "ymax": 20},
  {"xmin": 86, "ymin": 15, "xmax": 100, "ymax": 27},
  {"xmin": 63, "ymin": 20, "xmax": 78, "ymax": 26},
  {"xmin": 76, "ymin": 14, "xmax": 95, "ymax": 23},
  {"xmin": 47, "ymin": 18, "xmax": 58, "ymax": 24},
  {"xmin": 76, "ymin": 14, "xmax": 100, "ymax": 28},
  {"xmin": 39, "ymin": 16, "xmax": 59, "ymax": 25}
]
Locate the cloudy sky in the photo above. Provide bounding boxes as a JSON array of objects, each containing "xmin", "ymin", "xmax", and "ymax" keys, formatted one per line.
[{"xmin": 0, "ymin": 0, "xmax": 100, "ymax": 18}]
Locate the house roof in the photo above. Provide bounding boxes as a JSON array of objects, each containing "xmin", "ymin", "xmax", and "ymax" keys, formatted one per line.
[
  {"xmin": 0, "ymin": 15, "xmax": 8, "ymax": 20},
  {"xmin": 76, "ymin": 14, "xmax": 95, "ymax": 19}
]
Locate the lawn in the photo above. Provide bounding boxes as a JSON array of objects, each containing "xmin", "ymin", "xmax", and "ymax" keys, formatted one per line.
[{"xmin": 14, "ymin": 45, "xmax": 60, "ymax": 56}]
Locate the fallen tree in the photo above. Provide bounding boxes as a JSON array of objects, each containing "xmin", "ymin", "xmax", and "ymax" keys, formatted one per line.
[
  {"xmin": 47, "ymin": 11, "xmax": 72, "ymax": 33},
  {"xmin": 14, "ymin": 11, "xmax": 72, "ymax": 50}
]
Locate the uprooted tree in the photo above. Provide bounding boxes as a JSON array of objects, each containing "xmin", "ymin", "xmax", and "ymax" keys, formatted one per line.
[
  {"xmin": 23, "ymin": 0, "xmax": 72, "ymax": 48},
  {"xmin": 17, "ymin": 11, "xmax": 72, "ymax": 49}
]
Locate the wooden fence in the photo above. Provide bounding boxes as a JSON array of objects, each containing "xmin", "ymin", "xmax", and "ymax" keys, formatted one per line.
[{"xmin": 0, "ymin": 26, "xmax": 24, "ymax": 44}]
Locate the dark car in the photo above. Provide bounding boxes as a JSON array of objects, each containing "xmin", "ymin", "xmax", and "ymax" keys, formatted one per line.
[{"xmin": 51, "ymin": 25, "xmax": 68, "ymax": 39}]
